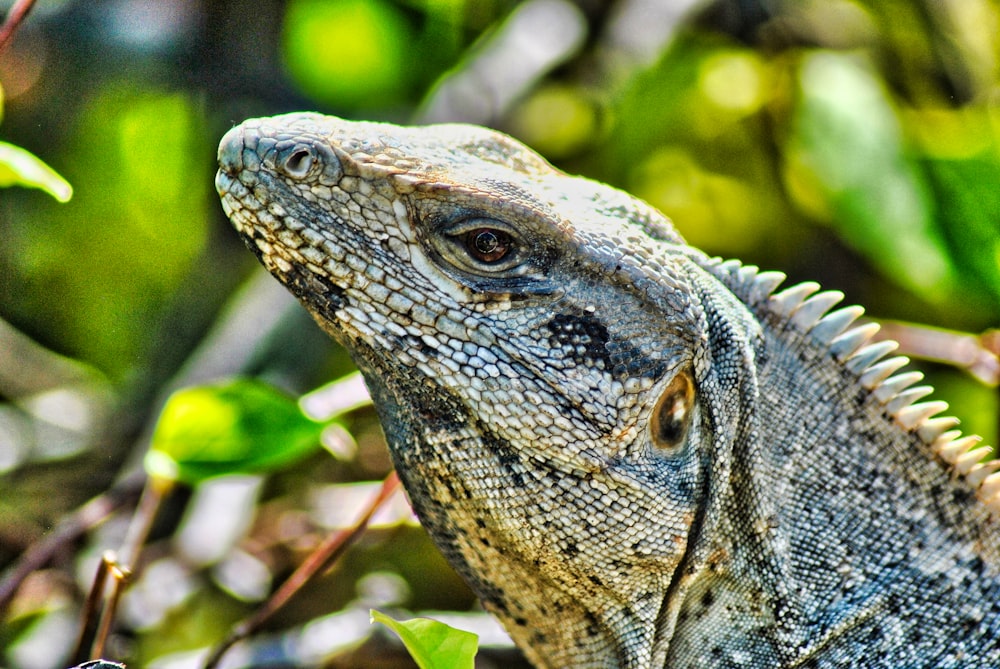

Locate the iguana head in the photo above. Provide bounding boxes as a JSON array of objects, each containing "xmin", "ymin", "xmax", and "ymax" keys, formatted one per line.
[
  {"xmin": 216, "ymin": 112, "xmax": 762, "ymax": 665},
  {"xmin": 216, "ymin": 113, "xmax": 1000, "ymax": 668},
  {"xmin": 215, "ymin": 113, "xmax": 725, "ymax": 472}
]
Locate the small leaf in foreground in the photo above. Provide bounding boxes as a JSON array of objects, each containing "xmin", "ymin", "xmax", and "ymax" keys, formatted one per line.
[
  {"xmin": 0, "ymin": 141, "xmax": 73, "ymax": 202},
  {"xmin": 145, "ymin": 378, "xmax": 325, "ymax": 484},
  {"xmin": 371, "ymin": 609, "xmax": 478, "ymax": 669}
]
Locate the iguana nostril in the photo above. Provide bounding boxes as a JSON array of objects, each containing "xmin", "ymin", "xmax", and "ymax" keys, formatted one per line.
[{"xmin": 280, "ymin": 147, "xmax": 314, "ymax": 177}]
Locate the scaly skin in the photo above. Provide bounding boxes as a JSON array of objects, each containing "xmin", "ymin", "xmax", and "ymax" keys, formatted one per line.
[{"xmin": 216, "ymin": 113, "xmax": 1000, "ymax": 668}]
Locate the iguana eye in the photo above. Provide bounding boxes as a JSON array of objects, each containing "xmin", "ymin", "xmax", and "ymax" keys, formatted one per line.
[
  {"xmin": 429, "ymin": 217, "xmax": 544, "ymax": 284},
  {"xmin": 650, "ymin": 369, "xmax": 695, "ymax": 451},
  {"xmin": 465, "ymin": 228, "xmax": 512, "ymax": 263}
]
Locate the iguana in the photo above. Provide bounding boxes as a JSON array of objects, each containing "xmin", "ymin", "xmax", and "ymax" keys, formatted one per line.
[{"xmin": 215, "ymin": 112, "xmax": 1000, "ymax": 668}]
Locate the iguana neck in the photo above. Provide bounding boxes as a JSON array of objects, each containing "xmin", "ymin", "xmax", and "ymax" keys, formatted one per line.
[
  {"xmin": 663, "ymin": 256, "xmax": 1000, "ymax": 665},
  {"xmin": 341, "ymin": 303, "xmax": 705, "ymax": 669}
]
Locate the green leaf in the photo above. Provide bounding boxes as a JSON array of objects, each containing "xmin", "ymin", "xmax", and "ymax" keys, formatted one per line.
[
  {"xmin": 370, "ymin": 610, "xmax": 478, "ymax": 669},
  {"xmin": 0, "ymin": 141, "xmax": 72, "ymax": 202},
  {"xmin": 785, "ymin": 52, "xmax": 952, "ymax": 298},
  {"xmin": 924, "ymin": 156, "xmax": 1000, "ymax": 310},
  {"xmin": 282, "ymin": 0, "xmax": 411, "ymax": 108},
  {"xmin": 145, "ymin": 379, "xmax": 325, "ymax": 484}
]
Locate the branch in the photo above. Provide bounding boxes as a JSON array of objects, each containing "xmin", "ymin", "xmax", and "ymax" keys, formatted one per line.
[
  {"xmin": 0, "ymin": 471, "xmax": 144, "ymax": 616},
  {"xmin": 874, "ymin": 321, "xmax": 1000, "ymax": 387},
  {"xmin": 202, "ymin": 471, "xmax": 402, "ymax": 669},
  {"xmin": 0, "ymin": 0, "xmax": 37, "ymax": 55}
]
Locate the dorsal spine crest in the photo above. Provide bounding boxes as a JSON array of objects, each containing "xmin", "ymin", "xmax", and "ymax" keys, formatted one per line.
[{"xmin": 709, "ymin": 257, "xmax": 998, "ymax": 514}]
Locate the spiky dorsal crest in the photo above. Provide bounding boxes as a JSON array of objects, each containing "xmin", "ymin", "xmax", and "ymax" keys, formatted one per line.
[{"xmin": 712, "ymin": 258, "xmax": 1000, "ymax": 515}]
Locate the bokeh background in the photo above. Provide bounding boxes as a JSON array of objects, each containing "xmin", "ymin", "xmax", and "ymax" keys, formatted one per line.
[{"xmin": 1, "ymin": 0, "xmax": 998, "ymax": 667}]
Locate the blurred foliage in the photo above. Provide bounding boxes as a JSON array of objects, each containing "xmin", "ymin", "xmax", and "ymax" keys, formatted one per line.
[
  {"xmin": 2, "ymin": 84, "xmax": 211, "ymax": 380},
  {"xmin": 282, "ymin": 0, "xmax": 412, "ymax": 108},
  {"xmin": 146, "ymin": 378, "xmax": 325, "ymax": 484},
  {"xmin": 0, "ymin": 0, "xmax": 998, "ymax": 668}
]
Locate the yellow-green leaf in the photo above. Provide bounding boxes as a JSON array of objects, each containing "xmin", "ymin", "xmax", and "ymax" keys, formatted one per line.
[
  {"xmin": 0, "ymin": 141, "xmax": 72, "ymax": 202},
  {"xmin": 145, "ymin": 379, "xmax": 325, "ymax": 484},
  {"xmin": 371, "ymin": 610, "xmax": 478, "ymax": 669}
]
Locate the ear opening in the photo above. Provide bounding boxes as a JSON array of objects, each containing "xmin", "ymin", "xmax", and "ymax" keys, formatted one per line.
[{"xmin": 650, "ymin": 367, "xmax": 696, "ymax": 452}]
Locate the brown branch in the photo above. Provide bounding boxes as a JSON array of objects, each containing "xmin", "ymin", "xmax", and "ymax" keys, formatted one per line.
[
  {"xmin": 202, "ymin": 471, "xmax": 402, "ymax": 669},
  {"xmin": 71, "ymin": 552, "xmax": 113, "ymax": 666},
  {"xmin": 874, "ymin": 321, "xmax": 1000, "ymax": 387},
  {"xmin": 69, "ymin": 473, "xmax": 164, "ymax": 666},
  {"xmin": 89, "ymin": 560, "xmax": 130, "ymax": 660},
  {"xmin": 0, "ymin": 0, "xmax": 37, "ymax": 55},
  {"xmin": 0, "ymin": 472, "xmax": 144, "ymax": 616}
]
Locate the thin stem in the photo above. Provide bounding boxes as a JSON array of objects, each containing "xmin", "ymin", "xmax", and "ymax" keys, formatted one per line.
[
  {"xmin": 0, "ymin": 0, "xmax": 37, "ymax": 55},
  {"xmin": 875, "ymin": 320, "xmax": 1000, "ymax": 386},
  {"xmin": 70, "ymin": 552, "xmax": 114, "ymax": 665},
  {"xmin": 202, "ymin": 471, "xmax": 401, "ymax": 669},
  {"xmin": 0, "ymin": 472, "xmax": 144, "ymax": 616},
  {"xmin": 117, "ymin": 476, "xmax": 171, "ymax": 569},
  {"xmin": 75, "ymin": 476, "xmax": 168, "ymax": 660},
  {"xmin": 90, "ymin": 560, "xmax": 131, "ymax": 659}
]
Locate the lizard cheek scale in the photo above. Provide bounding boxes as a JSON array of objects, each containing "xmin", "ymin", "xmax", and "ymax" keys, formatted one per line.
[{"xmin": 218, "ymin": 113, "xmax": 1000, "ymax": 669}]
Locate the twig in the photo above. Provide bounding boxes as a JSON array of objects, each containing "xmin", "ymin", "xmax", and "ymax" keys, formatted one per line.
[
  {"xmin": 90, "ymin": 560, "xmax": 131, "ymax": 659},
  {"xmin": 874, "ymin": 321, "xmax": 1000, "ymax": 386},
  {"xmin": 0, "ymin": 472, "xmax": 144, "ymax": 616},
  {"xmin": 117, "ymin": 476, "xmax": 171, "ymax": 569},
  {"xmin": 69, "ymin": 476, "xmax": 169, "ymax": 663},
  {"xmin": 70, "ymin": 553, "xmax": 131, "ymax": 664},
  {"xmin": 202, "ymin": 471, "xmax": 401, "ymax": 669},
  {"xmin": 71, "ymin": 553, "xmax": 114, "ymax": 665},
  {"xmin": 0, "ymin": 0, "xmax": 37, "ymax": 55}
]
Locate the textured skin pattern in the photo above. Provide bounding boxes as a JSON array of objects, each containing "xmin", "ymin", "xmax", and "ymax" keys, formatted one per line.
[{"xmin": 216, "ymin": 113, "xmax": 1000, "ymax": 668}]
